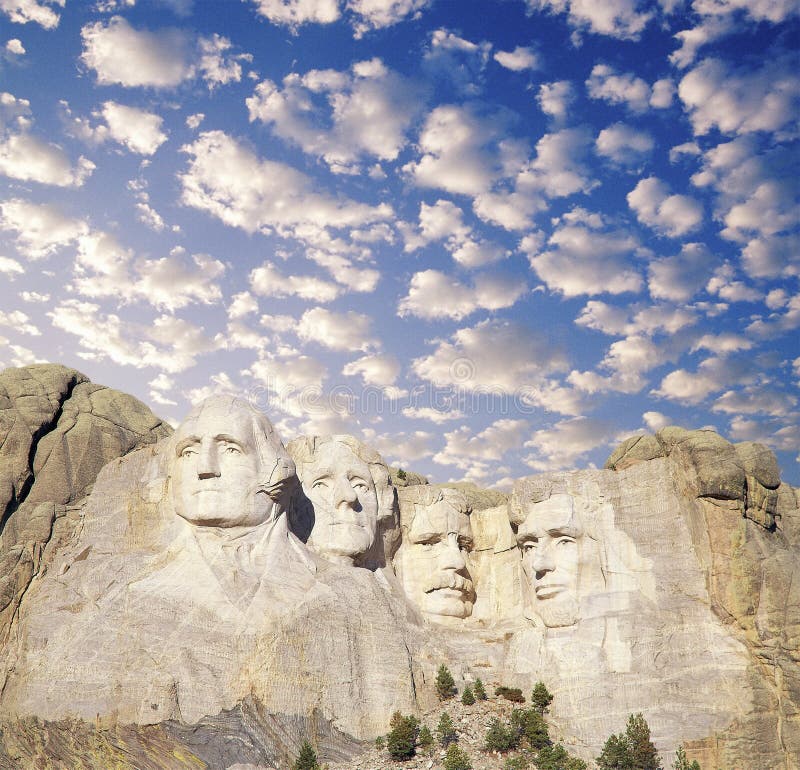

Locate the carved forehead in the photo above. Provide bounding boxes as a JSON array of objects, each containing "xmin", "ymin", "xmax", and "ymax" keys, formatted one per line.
[
  {"xmin": 296, "ymin": 440, "xmax": 372, "ymax": 480},
  {"xmin": 405, "ymin": 492, "xmax": 473, "ymax": 540},
  {"xmin": 517, "ymin": 493, "xmax": 583, "ymax": 539}
]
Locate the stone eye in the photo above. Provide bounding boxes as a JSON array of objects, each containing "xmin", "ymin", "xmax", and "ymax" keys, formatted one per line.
[
  {"xmin": 180, "ymin": 446, "xmax": 198, "ymax": 458},
  {"xmin": 224, "ymin": 445, "xmax": 241, "ymax": 455}
]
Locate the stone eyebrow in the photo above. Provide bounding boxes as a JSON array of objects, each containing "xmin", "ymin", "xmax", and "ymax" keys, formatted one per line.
[
  {"xmin": 546, "ymin": 525, "xmax": 581, "ymax": 537},
  {"xmin": 213, "ymin": 433, "xmax": 245, "ymax": 445},
  {"xmin": 175, "ymin": 435, "xmax": 201, "ymax": 453}
]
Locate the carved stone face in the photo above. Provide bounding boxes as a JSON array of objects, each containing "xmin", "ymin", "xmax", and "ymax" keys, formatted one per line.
[
  {"xmin": 395, "ymin": 497, "xmax": 474, "ymax": 621},
  {"xmin": 300, "ymin": 442, "xmax": 379, "ymax": 563},
  {"xmin": 171, "ymin": 401, "xmax": 281, "ymax": 528},
  {"xmin": 517, "ymin": 493, "xmax": 583, "ymax": 628}
]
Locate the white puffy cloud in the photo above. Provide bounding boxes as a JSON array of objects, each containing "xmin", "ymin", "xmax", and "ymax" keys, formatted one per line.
[
  {"xmin": 494, "ymin": 46, "xmax": 539, "ymax": 71},
  {"xmin": 595, "ymin": 123, "xmax": 654, "ymax": 166},
  {"xmin": 412, "ymin": 318, "xmax": 569, "ymax": 393},
  {"xmin": 248, "ymin": 0, "xmax": 340, "ymax": 28},
  {"xmin": 401, "ymin": 406, "xmax": 465, "ymax": 424},
  {"xmin": 450, "ymin": 238, "xmax": 509, "ymax": 269},
  {"xmin": 0, "ymin": 309, "xmax": 39, "ymax": 335},
  {"xmin": 180, "ymin": 131, "xmax": 390, "ymax": 233},
  {"xmin": 0, "ymin": 198, "xmax": 88, "ymax": 259},
  {"xmin": 628, "ymin": 177, "xmax": 703, "ymax": 237},
  {"xmin": 742, "ymin": 234, "xmax": 800, "ymax": 279},
  {"xmin": 99, "ymin": 101, "xmax": 168, "ymax": 155},
  {"xmin": 348, "ymin": 0, "xmax": 431, "ymax": 37},
  {"xmin": 0, "ymin": 256, "xmax": 24, "ymax": 277},
  {"xmin": 363, "ymin": 429, "xmax": 434, "ymax": 465},
  {"xmin": 404, "ymin": 105, "xmax": 500, "ymax": 195},
  {"xmin": 130, "ymin": 252, "xmax": 226, "ymax": 311},
  {"xmin": 342, "ymin": 353, "xmax": 400, "ymax": 386},
  {"xmin": 712, "ymin": 386, "xmax": 796, "ymax": 417},
  {"xmin": 5, "ymin": 39, "xmax": 25, "ymax": 54},
  {"xmin": 679, "ymin": 55, "xmax": 800, "ymax": 137},
  {"xmin": 525, "ymin": 0, "xmax": 652, "ymax": 40},
  {"xmin": 643, "ymin": 410, "xmax": 671, "ymax": 432},
  {"xmin": 524, "ymin": 217, "xmax": 643, "ymax": 297},
  {"xmin": 228, "ymin": 291, "xmax": 259, "ymax": 320},
  {"xmin": 81, "ymin": 16, "xmax": 192, "ymax": 87},
  {"xmin": 306, "ymin": 250, "xmax": 380, "ymax": 292},
  {"xmin": 398, "ymin": 269, "xmax": 526, "ymax": 320},
  {"xmin": 250, "ymin": 261, "xmax": 342, "ymax": 302},
  {"xmin": 198, "ymin": 33, "xmax": 250, "ymax": 89},
  {"xmin": 728, "ymin": 416, "xmax": 800, "ymax": 456},
  {"xmin": 0, "ymin": 131, "xmax": 95, "ymax": 187},
  {"xmin": 297, "ymin": 307, "xmax": 377, "ymax": 351},
  {"xmin": 400, "ymin": 199, "xmax": 471, "ymax": 251},
  {"xmin": 652, "ymin": 355, "xmax": 756, "ymax": 404},
  {"xmin": 423, "ymin": 29, "xmax": 492, "ymax": 94},
  {"xmin": 48, "ymin": 299, "xmax": 218, "ymax": 373},
  {"xmin": 569, "ymin": 335, "xmax": 663, "ymax": 394},
  {"xmin": 705, "ymin": 262, "xmax": 761, "ymax": 303},
  {"xmin": 434, "ymin": 419, "xmax": 529, "ymax": 479},
  {"xmin": 247, "ymin": 59, "xmax": 421, "ymax": 172},
  {"xmin": 523, "ymin": 416, "xmax": 616, "ymax": 472},
  {"xmin": 586, "ymin": 64, "xmax": 653, "ymax": 112},
  {"xmin": 537, "ymin": 81, "xmax": 574, "ymax": 121},
  {"xmin": 575, "ymin": 300, "xmax": 698, "ymax": 337},
  {"xmin": 247, "ymin": 353, "xmax": 328, "ymax": 395},
  {"xmin": 0, "ymin": 0, "xmax": 62, "ymax": 28},
  {"xmin": 647, "ymin": 242, "xmax": 716, "ymax": 302}
]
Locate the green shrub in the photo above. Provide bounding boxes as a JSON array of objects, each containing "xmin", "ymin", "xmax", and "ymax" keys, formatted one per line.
[
  {"xmin": 484, "ymin": 717, "xmax": 520, "ymax": 753},
  {"xmin": 473, "ymin": 678, "xmax": 487, "ymax": 701},
  {"xmin": 437, "ymin": 711, "xmax": 458, "ymax": 747},
  {"xmin": 387, "ymin": 711, "xmax": 419, "ymax": 761},
  {"xmin": 510, "ymin": 707, "xmax": 550, "ymax": 750},
  {"xmin": 531, "ymin": 681, "xmax": 554, "ymax": 715},
  {"xmin": 461, "ymin": 685, "xmax": 475, "ymax": 705},
  {"xmin": 374, "ymin": 736, "xmax": 384, "ymax": 751},
  {"xmin": 292, "ymin": 740, "xmax": 319, "ymax": 770},
  {"xmin": 436, "ymin": 664, "xmax": 457, "ymax": 700},
  {"xmin": 672, "ymin": 745, "xmax": 701, "ymax": 770},
  {"xmin": 418, "ymin": 725, "xmax": 434, "ymax": 749},
  {"xmin": 443, "ymin": 743, "xmax": 472, "ymax": 770},
  {"xmin": 495, "ymin": 686, "xmax": 525, "ymax": 703},
  {"xmin": 504, "ymin": 756, "xmax": 530, "ymax": 769},
  {"xmin": 538, "ymin": 743, "xmax": 587, "ymax": 770},
  {"xmin": 397, "ymin": 468, "xmax": 407, "ymax": 480}
]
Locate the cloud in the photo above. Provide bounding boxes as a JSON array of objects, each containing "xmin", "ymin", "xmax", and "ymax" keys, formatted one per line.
[
  {"xmin": 627, "ymin": 177, "xmax": 703, "ymax": 237},
  {"xmin": 0, "ymin": 309, "xmax": 39, "ymax": 336},
  {"xmin": 0, "ymin": 0, "xmax": 62, "ymax": 28},
  {"xmin": 423, "ymin": 28, "xmax": 492, "ymax": 94},
  {"xmin": 297, "ymin": 307, "xmax": 377, "ymax": 351},
  {"xmin": 525, "ymin": 0, "xmax": 652, "ymax": 40},
  {"xmin": 595, "ymin": 122, "xmax": 654, "ymax": 166},
  {"xmin": 524, "ymin": 216, "xmax": 643, "ymax": 297},
  {"xmin": 198, "ymin": 33, "xmax": 250, "ymax": 89},
  {"xmin": 363, "ymin": 429, "xmax": 434, "ymax": 466},
  {"xmin": 0, "ymin": 131, "xmax": 95, "ymax": 187},
  {"xmin": 98, "ymin": 101, "xmax": 168, "ymax": 154},
  {"xmin": 712, "ymin": 385, "xmax": 797, "ymax": 417},
  {"xmin": 642, "ymin": 410, "xmax": 671, "ymax": 432},
  {"xmin": 404, "ymin": 105, "xmax": 501, "ymax": 195},
  {"xmin": 180, "ymin": 130, "xmax": 391, "ymax": 233},
  {"xmin": 537, "ymin": 81, "xmax": 574, "ymax": 121},
  {"xmin": 5, "ymin": 39, "xmax": 25, "ymax": 55},
  {"xmin": 397, "ymin": 269, "xmax": 526, "ymax": 320},
  {"xmin": 494, "ymin": 46, "xmax": 539, "ymax": 72},
  {"xmin": 705, "ymin": 262, "xmax": 761, "ymax": 303},
  {"xmin": 342, "ymin": 353, "xmax": 400, "ymax": 386},
  {"xmin": 129, "ymin": 252, "xmax": 226, "ymax": 311},
  {"xmin": 0, "ymin": 256, "xmax": 24, "ymax": 277},
  {"xmin": 647, "ymin": 242, "xmax": 717, "ymax": 302},
  {"xmin": 81, "ymin": 16, "xmax": 192, "ymax": 87},
  {"xmin": 401, "ymin": 406, "xmax": 465, "ymax": 424},
  {"xmin": 48, "ymin": 299, "xmax": 218, "ymax": 373},
  {"xmin": 0, "ymin": 198, "xmax": 89, "ymax": 259},
  {"xmin": 247, "ymin": 0, "xmax": 341, "ymax": 29},
  {"xmin": 250, "ymin": 261, "xmax": 342, "ymax": 302},
  {"xmin": 678, "ymin": 55, "xmax": 800, "ymax": 137},
  {"xmin": 348, "ymin": 0, "xmax": 431, "ymax": 37},
  {"xmin": 586, "ymin": 64, "xmax": 653, "ymax": 112},
  {"xmin": 568, "ymin": 335, "xmax": 663, "ymax": 394},
  {"xmin": 400, "ymin": 198, "xmax": 471, "ymax": 251},
  {"xmin": 741, "ymin": 234, "xmax": 800, "ymax": 279},
  {"xmin": 412, "ymin": 318, "xmax": 569, "ymax": 393},
  {"xmin": 575, "ymin": 300, "xmax": 698, "ymax": 337},
  {"xmin": 652, "ymin": 355, "xmax": 756, "ymax": 404},
  {"xmin": 247, "ymin": 59, "xmax": 421, "ymax": 173},
  {"xmin": 523, "ymin": 416, "xmax": 616, "ymax": 472}
]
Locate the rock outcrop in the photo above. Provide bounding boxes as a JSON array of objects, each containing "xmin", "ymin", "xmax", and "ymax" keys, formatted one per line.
[{"xmin": 0, "ymin": 368, "xmax": 797, "ymax": 770}]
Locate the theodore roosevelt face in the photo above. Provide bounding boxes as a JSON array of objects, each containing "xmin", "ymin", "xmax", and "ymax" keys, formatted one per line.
[
  {"xmin": 171, "ymin": 401, "xmax": 281, "ymax": 529},
  {"xmin": 516, "ymin": 493, "xmax": 583, "ymax": 628}
]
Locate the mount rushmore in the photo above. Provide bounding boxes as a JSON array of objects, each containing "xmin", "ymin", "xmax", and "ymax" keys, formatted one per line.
[{"xmin": 0, "ymin": 364, "xmax": 797, "ymax": 769}]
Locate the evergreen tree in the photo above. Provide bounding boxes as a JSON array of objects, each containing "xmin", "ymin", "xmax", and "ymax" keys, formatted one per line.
[
  {"xmin": 510, "ymin": 707, "xmax": 550, "ymax": 750},
  {"xmin": 672, "ymin": 745, "xmax": 700, "ymax": 770},
  {"xmin": 531, "ymin": 681, "xmax": 554, "ymax": 715},
  {"xmin": 473, "ymin": 678, "xmax": 487, "ymax": 701},
  {"xmin": 483, "ymin": 717, "xmax": 520, "ymax": 753},
  {"xmin": 461, "ymin": 684, "xmax": 475, "ymax": 705},
  {"xmin": 418, "ymin": 724, "xmax": 434, "ymax": 749},
  {"xmin": 292, "ymin": 740, "xmax": 320, "ymax": 770},
  {"xmin": 387, "ymin": 712, "xmax": 419, "ymax": 760},
  {"xmin": 436, "ymin": 664, "xmax": 457, "ymax": 700},
  {"xmin": 626, "ymin": 713, "xmax": 661, "ymax": 770},
  {"xmin": 538, "ymin": 743, "xmax": 587, "ymax": 770},
  {"xmin": 596, "ymin": 733, "xmax": 633, "ymax": 770},
  {"xmin": 443, "ymin": 742, "xmax": 473, "ymax": 770},
  {"xmin": 437, "ymin": 710, "xmax": 458, "ymax": 746}
]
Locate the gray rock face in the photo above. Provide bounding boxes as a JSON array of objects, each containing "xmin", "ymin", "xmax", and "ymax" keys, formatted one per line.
[{"xmin": 0, "ymin": 383, "xmax": 797, "ymax": 770}]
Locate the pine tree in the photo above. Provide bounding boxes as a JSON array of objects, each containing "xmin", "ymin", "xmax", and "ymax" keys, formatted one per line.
[
  {"xmin": 437, "ymin": 710, "xmax": 458, "ymax": 746},
  {"xmin": 597, "ymin": 733, "xmax": 633, "ymax": 770},
  {"xmin": 461, "ymin": 684, "xmax": 475, "ymax": 705},
  {"xmin": 483, "ymin": 717, "xmax": 520, "ymax": 753},
  {"xmin": 387, "ymin": 712, "xmax": 419, "ymax": 760},
  {"xmin": 510, "ymin": 707, "xmax": 550, "ymax": 750},
  {"xmin": 292, "ymin": 740, "xmax": 320, "ymax": 770},
  {"xmin": 531, "ymin": 681, "xmax": 554, "ymax": 715},
  {"xmin": 538, "ymin": 743, "xmax": 587, "ymax": 770},
  {"xmin": 626, "ymin": 713, "xmax": 661, "ymax": 770},
  {"xmin": 418, "ymin": 724, "xmax": 434, "ymax": 749},
  {"xmin": 436, "ymin": 664, "xmax": 457, "ymax": 700},
  {"xmin": 672, "ymin": 745, "xmax": 700, "ymax": 770},
  {"xmin": 473, "ymin": 678, "xmax": 487, "ymax": 701},
  {"xmin": 443, "ymin": 742, "xmax": 473, "ymax": 770}
]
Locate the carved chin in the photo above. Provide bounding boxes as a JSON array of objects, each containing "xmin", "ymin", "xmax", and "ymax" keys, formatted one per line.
[
  {"xmin": 536, "ymin": 596, "xmax": 579, "ymax": 628},
  {"xmin": 424, "ymin": 591, "xmax": 473, "ymax": 619}
]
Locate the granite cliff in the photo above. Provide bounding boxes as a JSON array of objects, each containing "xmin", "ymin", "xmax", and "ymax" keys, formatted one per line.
[{"xmin": 0, "ymin": 364, "xmax": 796, "ymax": 770}]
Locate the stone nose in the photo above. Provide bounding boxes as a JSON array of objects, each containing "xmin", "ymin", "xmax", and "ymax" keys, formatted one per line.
[
  {"xmin": 333, "ymin": 475, "xmax": 358, "ymax": 508},
  {"xmin": 439, "ymin": 532, "xmax": 467, "ymax": 572},
  {"xmin": 532, "ymin": 540, "xmax": 555, "ymax": 574},
  {"xmin": 197, "ymin": 442, "xmax": 221, "ymax": 479}
]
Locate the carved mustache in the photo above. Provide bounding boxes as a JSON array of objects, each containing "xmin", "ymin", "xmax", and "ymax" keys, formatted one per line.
[{"xmin": 424, "ymin": 573, "xmax": 474, "ymax": 596}]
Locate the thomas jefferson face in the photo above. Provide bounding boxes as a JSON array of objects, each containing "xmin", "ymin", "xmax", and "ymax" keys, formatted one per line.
[
  {"xmin": 300, "ymin": 442, "xmax": 379, "ymax": 563},
  {"xmin": 517, "ymin": 493, "xmax": 583, "ymax": 628},
  {"xmin": 395, "ymin": 497, "xmax": 474, "ymax": 621},
  {"xmin": 171, "ymin": 402, "xmax": 280, "ymax": 528}
]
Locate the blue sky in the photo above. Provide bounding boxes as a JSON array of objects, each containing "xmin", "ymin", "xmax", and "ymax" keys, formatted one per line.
[{"xmin": 1, "ymin": 0, "xmax": 798, "ymax": 487}]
